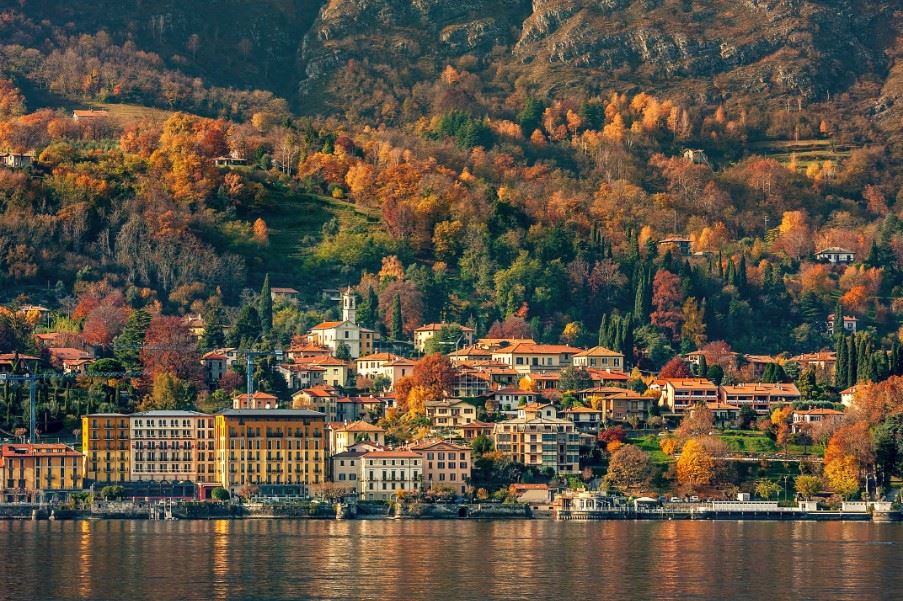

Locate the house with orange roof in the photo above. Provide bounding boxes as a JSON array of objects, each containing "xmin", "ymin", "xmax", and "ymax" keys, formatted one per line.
[
  {"xmin": 573, "ymin": 346, "xmax": 625, "ymax": 372},
  {"xmin": 233, "ymin": 391, "xmax": 280, "ymax": 409},
  {"xmin": 719, "ymin": 383, "xmax": 801, "ymax": 414},
  {"xmin": 409, "ymin": 440, "xmax": 471, "ymax": 495},
  {"xmin": 292, "ymin": 386, "xmax": 341, "ymax": 420},
  {"xmin": 413, "ymin": 322, "xmax": 475, "ymax": 353},
  {"xmin": 292, "ymin": 355, "xmax": 352, "ymax": 387},
  {"xmin": 789, "ymin": 351, "xmax": 837, "ymax": 380},
  {"xmin": 46, "ymin": 347, "xmax": 95, "ymax": 374},
  {"xmin": 200, "ymin": 351, "xmax": 228, "ymax": 384},
  {"xmin": 791, "ymin": 408, "xmax": 845, "ymax": 433},
  {"xmin": 328, "ymin": 421, "xmax": 386, "ymax": 454},
  {"xmin": 475, "ymin": 337, "xmax": 536, "ymax": 350},
  {"xmin": 286, "ymin": 343, "xmax": 331, "ymax": 360},
  {"xmin": 1, "ymin": 443, "xmax": 83, "ymax": 502},
  {"xmin": 359, "ymin": 450, "xmax": 422, "ymax": 501},
  {"xmin": 460, "ymin": 420, "xmax": 494, "ymax": 441},
  {"xmin": 447, "ymin": 345, "xmax": 493, "ymax": 363},
  {"xmin": 492, "ymin": 343, "xmax": 583, "ymax": 374},
  {"xmin": 0, "ymin": 352, "xmax": 40, "ymax": 374},
  {"xmin": 839, "ymin": 385, "xmax": 860, "ymax": 407},
  {"xmin": 586, "ymin": 368, "xmax": 630, "ymax": 385},
  {"xmin": 355, "ymin": 352, "xmax": 403, "ymax": 379},
  {"xmin": 659, "ymin": 378, "xmax": 718, "ymax": 414},
  {"xmin": 702, "ymin": 402, "xmax": 741, "ymax": 428}
]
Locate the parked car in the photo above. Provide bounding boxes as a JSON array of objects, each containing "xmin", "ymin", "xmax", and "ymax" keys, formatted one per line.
[
  {"xmin": 669, "ymin": 497, "xmax": 681, "ymax": 503},
  {"xmin": 688, "ymin": 495, "xmax": 700, "ymax": 503}
]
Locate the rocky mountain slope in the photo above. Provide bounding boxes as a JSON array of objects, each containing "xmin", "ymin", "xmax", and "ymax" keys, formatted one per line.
[
  {"xmin": 10, "ymin": 0, "xmax": 902, "ymax": 132},
  {"xmin": 300, "ymin": 0, "xmax": 897, "ymax": 109}
]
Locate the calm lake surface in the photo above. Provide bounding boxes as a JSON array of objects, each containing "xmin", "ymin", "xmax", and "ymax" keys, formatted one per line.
[{"xmin": 1, "ymin": 519, "xmax": 901, "ymax": 600}]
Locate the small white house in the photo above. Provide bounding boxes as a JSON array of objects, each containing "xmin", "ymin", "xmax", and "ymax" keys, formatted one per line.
[{"xmin": 815, "ymin": 247, "xmax": 855, "ymax": 264}]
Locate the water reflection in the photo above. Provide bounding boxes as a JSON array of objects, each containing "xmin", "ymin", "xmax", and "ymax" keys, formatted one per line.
[{"xmin": 0, "ymin": 520, "xmax": 900, "ymax": 600}]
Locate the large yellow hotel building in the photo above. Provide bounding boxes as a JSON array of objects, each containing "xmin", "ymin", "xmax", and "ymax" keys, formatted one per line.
[{"xmin": 214, "ymin": 409, "xmax": 326, "ymax": 496}]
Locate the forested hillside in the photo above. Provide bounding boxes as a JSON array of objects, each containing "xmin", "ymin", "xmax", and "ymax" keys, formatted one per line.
[{"xmin": 0, "ymin": 0, "xmax": 901, "ymax": 393}]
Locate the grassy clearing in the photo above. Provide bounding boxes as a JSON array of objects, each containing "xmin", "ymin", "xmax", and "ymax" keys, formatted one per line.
[
  {"xmin": 248, "ymin": 184, "xmax": 381, "ymax": 287},
  {"xmin": 747, "ymin": 138, "xmax": 856, "ymax": 172},
  {"xmin": 629, "ymin": 434, "xmax": 674, "ymax": 465},
  {"xmin": 87, "ymin": 102, "xmax": 174, "ymax": 124}
]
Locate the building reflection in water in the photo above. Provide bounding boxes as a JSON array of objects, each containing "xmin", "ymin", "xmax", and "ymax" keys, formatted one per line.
[{"xmin": 76, "ymin": 520, "xmax": 93, "ymax": 599}]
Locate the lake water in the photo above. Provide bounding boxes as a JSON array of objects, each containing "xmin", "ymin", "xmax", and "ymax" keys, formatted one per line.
[{"xmin": 1, "ymin": 519, "xmax": 901, "ymax": 600}]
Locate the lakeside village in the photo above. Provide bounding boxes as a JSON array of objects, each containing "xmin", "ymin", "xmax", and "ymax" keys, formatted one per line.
[{"xmin": 1, "ymin": 287, "xmax": 901, "ymax": 521}]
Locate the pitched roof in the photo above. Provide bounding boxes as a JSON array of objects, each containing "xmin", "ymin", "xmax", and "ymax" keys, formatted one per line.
[
  {"xmin": 408, "ymin": 440, "xmax": 470, "ymax": 451},
  {"xmin": 270, "ymin": 287, "xmax": 299, "ymax": 294},
  {"xmin": 562, "ymin": 406, "xmax": 602, "ymax": 414},
  {"xmin": 816, "ymin": 247, "xmax": 855, "ymax": 254},
  {"xmin": 298, "ymin": 385, "xmax": 338, "ymax": 398},
  {"xmin": 793, "ymin": 408, "xmax": 844, "ymax": 416},
  {"xmin": 721, "ymin": 383, "xmax": 801, "ymax": 395},
  {"xmin": 449, "ymin": 346, "xmax": 492, "ymax": 357},
  {"xmin": 494, "ymin": 343, "xmax": 583, "ymax": 354},
  {"xmin": 574, "ymin": 346, "xmax": 623, "ymax": 357},
  {"xmin": 333, "ymin": 420, "xmax": 385, "ymax": 433},
  {"xmin": 490, "ymin": 387, "xmax": 537, "ymax": 396},
  {"xmin": 662, "ymin": 378, "xmax": 717, "ymax": 389},
  {"xmin": 356, "ymin": 352, "xmax": 402, "ymax": 362},
  {"xmin": 219, "ymin": 409, "xmax": 325, "ymax": 418},
  {"xmin": 415, "ymin": 322, "xmax": 475, "ymax": 333},
  {"xmin": 363, "ymin": 450, "xmax": 421, "ymax": 458},
  {"xmin": 461, "ymin": 420, "xmax": 495, "ymax": 429},
  {"xmin": 311, "ymin": 321, "xmax": 344, "ymax": 330},
  {"xmin": 1, "ymin": 443, "xmax": 81, "ymax": 458},
  {"xmin": 233, "ymin": 391, "xmax": 278, "ymax": 401},
  {"xmin": 47, "ymin": 347, "xmax": 93, "ymax": 361}
]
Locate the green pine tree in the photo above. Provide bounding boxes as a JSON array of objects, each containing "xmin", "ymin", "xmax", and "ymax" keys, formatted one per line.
[
  {"xmin": 832, "ymin": 300, "xmax": 844, "ymax": 338},
  {"xmin": 200, "ymin": 299, "xmax": 226, "ymax": 351},
  {"xmin": 391, "ymin": 294, "xmax": 403, "ymax": 341},
  {"xmin": 259, "ymin": 274, "xmax": 273, "ymax": 340},
  {"xmin": 835, "ymin": 334, "xmax": 848, "ymax": 388},
  {"xmin": 114, "ymin": 309, "xmax": 151, "ymax": 373}
]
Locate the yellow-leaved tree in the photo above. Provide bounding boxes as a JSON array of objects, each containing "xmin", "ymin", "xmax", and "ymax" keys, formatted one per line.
[{"xmin": 676, "ymin": 438, "xmax": 715, "ymax": 489}]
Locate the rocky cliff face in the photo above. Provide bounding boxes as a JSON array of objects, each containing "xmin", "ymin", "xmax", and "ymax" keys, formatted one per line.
[{"xmin": 300, "ymin": 0, "xmax": 896, "ymax": 107}]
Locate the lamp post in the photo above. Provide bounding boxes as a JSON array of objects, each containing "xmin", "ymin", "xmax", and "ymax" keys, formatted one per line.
[{"xmin": 782, "ymin": 474, "xmax": 790, "ymax": 503}]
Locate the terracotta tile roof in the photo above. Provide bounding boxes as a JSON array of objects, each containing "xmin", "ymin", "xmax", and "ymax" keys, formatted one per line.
[
  {"xmin": 47, "ymin": 347, "xmax": 93, "ymax": 361},
  {"xmin": 415, "ymin": 323, "xmax": 474, "ymax": 333},
  {"xmin": 721, "ymin": 383, "xmax": 800, "ymax": 395},
  {"xmin": 334, "ymin": 420, "xmax": 385, "ymax": 433},
  {"xmin": 294, "ymin": 355, "xmax": 349, "ymax": 367},
  {"xmin": 705, "ymin": 402, "xmax": 741, "ymax": 410},
  {"xmin": 563, "ymin": 406, "xmax": 602, "ymax": 413},
  {"xmin": 408, "ymin": 440, "xmax": 470, "ymax": 451},
  {"xmin": 1, "ymin": 443, "xmax": 81, "ymax": 458},
  {"xmin": 271, "ymin": 287, "xmax": 299, "ymax": 294},
  {"xmin": 356, "ymin": 352, "xmax": 402, "ymax": 362},
  {"xmin": 574, "ymin": 346, "xmax": 622, "ymax": 357},
  {"xmin": 311, "ymin": 321, "xmax": 343, "ymax": 330},
  {"xmin": 587, "ymin": 369, "xmax": 629, "ymax": 381},
  {"xmin": 448, "ymin": 346, "xmax": 492, "ymax": 357},
  {"xmin": 793, "ymin": 408, "xmax": 844, "ymax": 416},
  {"xmin": 461, "ymin": 420, "xmax": 495, "ymax": 429},
  {"xmin": 201, "ymin": 351, "xmax": 227, "ymax": 360},
  {"xmin": 363, "ymin": 450, "xmax": 421, "ymax": 458},
  {"xmin": 233, "ymin": 391, "xmax": 278, "ymax": 401},
  {"xmin": 662, "ymin": 378, "xmax": 717, "ymax": 389},
  {"xmin": 495, "ymin": 343, "xmax": 583, "ymax": 354},
  {"xmin": 299, "ymin": 386, "xmax": 338, "ymax": 398},
  {"xmin": 490, "ymin": 388, "xmax": 537, "ymax": 396}
]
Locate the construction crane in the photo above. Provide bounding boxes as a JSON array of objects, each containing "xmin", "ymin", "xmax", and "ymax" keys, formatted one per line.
[{"xmin": 241, "ymin": 347, "xmax": 284, "ymax": 400}]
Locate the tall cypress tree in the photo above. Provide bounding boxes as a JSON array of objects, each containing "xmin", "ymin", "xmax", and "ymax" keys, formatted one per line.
[
  {"xmin": 391, "ymin": 294, "xmax": 403, "ymax": 341},
  {"xmin": 259, "ymin": 273, "xmax": 273, "ymax": 340},
  {"xmin": 835, "ymin": 334, "xmax": 848, "ymax": 388},
  {"xmin": 598, "ymin": 314, "xmax": 610, "ymax": 347},
  {"xmin": 846, "ymin": 335, "xmax": 857, "ymax": 387},
  {"xmin": 832, "ymin": 300, "xmax": 844, "ymax": 338}
]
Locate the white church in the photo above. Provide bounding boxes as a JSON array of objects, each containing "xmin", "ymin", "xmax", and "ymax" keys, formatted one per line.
[{"xmin": 305, "ymin": 288, "xmax": 379, "ymax": 359}]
